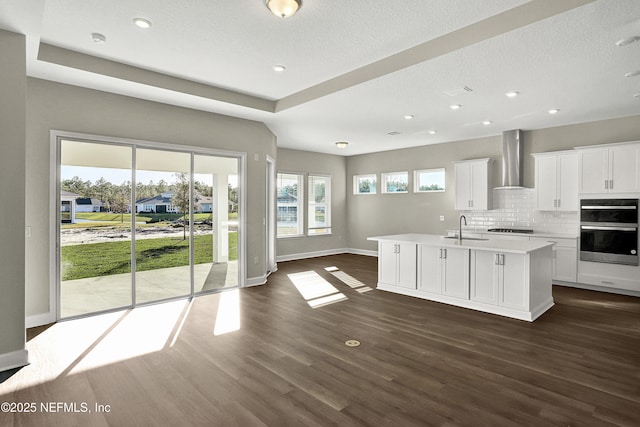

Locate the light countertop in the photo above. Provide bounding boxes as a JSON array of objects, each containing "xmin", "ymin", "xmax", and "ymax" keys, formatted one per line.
[{"xmin": 368, "ymin": 233, "xmax": 555, "ymax": 254}]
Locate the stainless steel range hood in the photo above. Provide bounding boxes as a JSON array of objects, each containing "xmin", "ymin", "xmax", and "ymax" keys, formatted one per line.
[{"xmin": 496, "ymin": 129, "xmax": 525, "ymax": 189}]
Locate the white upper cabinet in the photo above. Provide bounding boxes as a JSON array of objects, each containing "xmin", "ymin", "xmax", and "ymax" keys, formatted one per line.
[
  {"xmin": 454, "ymin": 158, "xmax": 492, "ymax": 211},
  {"xmin": 578, "ymin": 142, "xmax": 640, "ymax": 194},
  {"xmin": 533, "ymin": 151, "xmax": 578, "ymax": 211}
]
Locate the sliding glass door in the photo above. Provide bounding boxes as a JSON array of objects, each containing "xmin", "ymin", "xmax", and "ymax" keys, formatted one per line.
[{"xmin": 58, "ymin": 138, "xmax": 241, "ymax": 319}]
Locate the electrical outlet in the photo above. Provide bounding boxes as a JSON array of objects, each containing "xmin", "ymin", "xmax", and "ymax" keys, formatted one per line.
[
  {"xmin": 439, "ymin": 215, "xmax": 445, "ymax": 221},
  {"xmin": 25, "ymin": 226, "xmax": 32, "ymax": 237}
]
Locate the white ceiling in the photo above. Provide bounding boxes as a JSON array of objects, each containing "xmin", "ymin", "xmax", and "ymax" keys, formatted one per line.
[{"xmin": 1, "ymin": 0, "xmax": 639, "ymax": 155}]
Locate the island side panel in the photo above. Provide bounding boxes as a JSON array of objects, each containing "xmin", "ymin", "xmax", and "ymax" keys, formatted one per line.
[{"xmin": 529, "ymin": 245, "xmax": 554, "ymax": 319}]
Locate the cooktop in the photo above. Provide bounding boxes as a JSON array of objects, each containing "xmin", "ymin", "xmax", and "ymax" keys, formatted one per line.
[{"xmin": 487, "ymin": 228, "xmax": 534, "ymax": 234}]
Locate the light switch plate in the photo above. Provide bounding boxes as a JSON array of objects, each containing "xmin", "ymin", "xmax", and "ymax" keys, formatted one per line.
[{"xmin": 439, "ymin": 216, "xmax": 445, "ymax": 221}]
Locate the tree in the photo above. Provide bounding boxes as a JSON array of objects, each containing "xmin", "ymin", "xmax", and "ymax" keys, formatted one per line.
[
  {"xmin": 171, "ymin": 173, "xmax": 196, "ymax": 240},
  {"xmin": 111, "ymin": 182, "xmax": 131, "ymax": 223}
]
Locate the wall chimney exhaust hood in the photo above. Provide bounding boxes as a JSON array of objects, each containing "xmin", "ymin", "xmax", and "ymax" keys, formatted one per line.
[{"xmin": 495, "ymin": 129, "xmax": 525, "ymax": 189}]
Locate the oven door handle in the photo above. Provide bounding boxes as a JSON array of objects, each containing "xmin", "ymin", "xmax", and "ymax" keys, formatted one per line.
[
  {"xmin": 581, "ymin": 205, "xmax": 637, "ymax": 210},
  {"xmin": 581, "ymin": 225, "xmax": 638, "ymax": 231}
]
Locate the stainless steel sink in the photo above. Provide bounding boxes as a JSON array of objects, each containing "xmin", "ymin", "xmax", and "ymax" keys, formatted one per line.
[{"xmin": 443, "ymin": 236, "xmax": 489, "ymax": 241}]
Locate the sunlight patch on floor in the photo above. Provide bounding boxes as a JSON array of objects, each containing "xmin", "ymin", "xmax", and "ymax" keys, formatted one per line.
[
  {"xmin": 213, "ymin": 289, "xmax": 241, "ymax": 336},
  {"xmin": 325, "ymin": 266, "xmax": 374, "ymax": 293},
  {"xmin": 288, "ymin": 271, "xmax": 347, "ymax": 308}
]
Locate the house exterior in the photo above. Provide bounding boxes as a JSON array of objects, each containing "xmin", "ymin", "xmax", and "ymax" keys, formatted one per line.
[
  {"xmin": 135, "ymin": 192, "xmax": 178, "ymax": 213},
  {"xmin": 74, "ymin": 197, "xmax": 103, "ymax": 213}
]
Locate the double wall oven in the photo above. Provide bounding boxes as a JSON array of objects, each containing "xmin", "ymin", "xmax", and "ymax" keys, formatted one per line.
[{"xmin": 580, "ymin": 199, "xmax": 639, "ymax": 266}]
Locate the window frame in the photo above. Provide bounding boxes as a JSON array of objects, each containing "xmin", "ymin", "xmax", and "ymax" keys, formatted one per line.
[
  {"xmin": 353, "ymin": 174, "xmax": 377, "ymax": 195},
  {"xmin": 414, "ymin": 168, "xmax": 446, "ymax": 193},
  {"xmin": 381, "ymin": 171, "xmax": 409, "ymax": 194},
  {"xmin": 276, "ymin": 172, "xmax": 304, "ymax": 238},
  {"xmin": 307, "ymin": 174, "xmax": 331, "ymax": 236}
]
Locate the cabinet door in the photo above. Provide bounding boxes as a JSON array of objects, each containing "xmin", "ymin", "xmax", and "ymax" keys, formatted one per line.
[
  {"xmin": 471, "ymin": 251, "xmax": 499, "ymax": 305},
  {"xmin": 553, "ymin": 246, "xmax": 577, "ymax": 282},
  {"xmin": 419, "ymin": 245, "xmax": 442, "ymax": 293},
  {"xmin": 454, "ymin": 163, "xmax": 471, "ymax": 210},
  {"xmin": 557, "ymin": 154, "xmax": 579, "ymax": 211},
  {"xmin": 470, "ymin": 161, "xmax": 489, "ymax": 210},
  {"xmin": 378, "ymin": 241, "xmax": 398, "ymax": 287},
  {"xmin": 609, "ymin": 145, "xmax": 640, "ymax": 193},
  {"xmin": 580, "ymin": 149, "xmax": 608, "ymax": 193},
  {"xmin": 500, "ymin": 253, "xmax": 528, "ymax": 310},
  {"xmin": 396, "ymin": 243, "xmax": 417, "ymax": 289},
  {"xmin": 442, "ymin": 248, "xmax": 469, "ymax": 299},
  {"xmin": 535, "ymin": 156, "xmax": 558, "ymax": 211}
]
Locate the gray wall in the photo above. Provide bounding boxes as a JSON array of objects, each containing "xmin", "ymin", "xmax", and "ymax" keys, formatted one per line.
[
  {"xmin": 276, "ymin": 148, "xmax": 347, "ymax": 257},
  {"xmin": 0, "ymin": 30, "xmax": 26, "ymax": 363},
  {"xmin": 25, "ymin": 78, "xmax": 277, "ymax": 319},
  {"xmin": 347, "ymin": 115, "xmax": 640, "ymax": 252}
]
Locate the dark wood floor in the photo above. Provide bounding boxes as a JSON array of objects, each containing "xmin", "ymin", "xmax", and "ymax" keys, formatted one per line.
[{"xmin": 1, "ymin": 254, "xmax": 639, "ymax": 426}]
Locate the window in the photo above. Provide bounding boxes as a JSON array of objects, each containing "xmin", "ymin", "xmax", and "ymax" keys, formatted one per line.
[
  {"xmin": 277, "ymin": 172, "xmax": 304, "ymax": 237},
  {"xmin": 354, "ymin": 174, "xmax": 377, "ymax": 195},
  {"xmin": 414, "ymin": 168, "xmax": 445, "ymax": 192},
  {"xmin": 381, "ymin": 171, "xmax": 408, "ymax": 193},
  {"xmin": 308, "ymin": 175, "xmax": 331, "ymax": 235}
]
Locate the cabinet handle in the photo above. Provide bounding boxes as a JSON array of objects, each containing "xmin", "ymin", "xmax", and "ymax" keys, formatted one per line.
[
  {"xmin": 500, "ymin": 254, "xmax": 505, "ymax": 265},
  {"xmin": 396, "ymin": 244, "xmax": 400, "ymax": 254},
  {"xmin": 470, "ymin": 200, "xmax": 473, "ymax": 208},
  {"xmin": 610, "ymin": 179, "xmax": 613, "ymax": 189},
  {"xmin": 553, "ymin": 199, "xmax": 557, "ymax": 208},
  {"xmin": 442, "ymin": 248, "xmax": 447, "ymax": 259},
  {"xmin": 439, "ymin": 248, "xmax": 442, "ymax": 259},
  {"xmin": 605, "ymin": 180, "xmax": 608, "ymax": 190},
  {"xmin": 557, "ymin": 199, "xmax": 561, "ymax": 208},
  {"xmin": 495, "ymin": 254, "xmax": 500, "ymax": 265}
]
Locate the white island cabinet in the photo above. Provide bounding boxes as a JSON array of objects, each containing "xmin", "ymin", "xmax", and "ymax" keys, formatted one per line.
[{"xmin": 368, "ymin": 234, "xmax": 554, "ymax": 322}]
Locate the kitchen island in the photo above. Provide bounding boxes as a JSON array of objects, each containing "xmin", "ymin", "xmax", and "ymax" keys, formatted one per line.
[{"xmin": 367, "ymin": 233, "xmax": 554, "ymax": 321}]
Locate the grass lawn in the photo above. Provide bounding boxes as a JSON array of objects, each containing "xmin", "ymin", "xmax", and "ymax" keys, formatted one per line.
[{"xmin": 61, "ymin": 233, "xmax": 238, "ymax": 281}]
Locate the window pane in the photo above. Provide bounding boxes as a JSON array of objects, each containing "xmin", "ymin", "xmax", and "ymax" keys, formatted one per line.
[
  {"xmin": 308, "ymin": 175, "xmax": 331, "ymax": 235},
  {"xmin": 415, "ymin": 168, "xmax": 445, "ymax": 192},
  {"xmin": 277, "ymin": 173, "xmax": 303, "ymax": 237},
  {"xmin": 382, "ymin": 172, "xmax": 408, "ymax": 193},
  {"xmin": 354, "ymin": 174, "xmax": 376, "ymax": 194}
]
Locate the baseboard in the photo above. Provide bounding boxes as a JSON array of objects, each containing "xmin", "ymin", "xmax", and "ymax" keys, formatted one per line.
[
  {"xmin": 245, "ymin": 275, "xmax": 268, "ymax": 287},
  {"xmin": 276, "ymin": 248, "xmax": 350, "ymax": 262},
  {"xmin": 0, "ymin": 349, "xmax": 29, "ymax": 373},
  {"xmin": 26, "ymin": 311, "xmax": 56, "ymax": 329},
  {"xmin": 347, "ymin": 248, "xmax": 378, "ymax": 257},
  {"xmin": 554, "ymin": 281, "xmax": 640, "ymax": 297}
]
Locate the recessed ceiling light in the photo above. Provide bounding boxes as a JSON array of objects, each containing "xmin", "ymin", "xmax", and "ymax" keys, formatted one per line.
[
  {"xmin": 404, "ymin": 115, "xmax": 414, "ymax": 120},
  {"xmin": 482, "ymin": 120, "xmax": 492, "ymax": 125},
  {"xmin": 133, "ymin": 18, "xmax": 152, "ymax": 29},
  {"xmin": 548, "ymin": 109, "xmax": 560, "ymax": 114},
  {"xmin": 449, "ymin": 104, "xmax": 461, "ymax": 110},
  {"xmin": 624, "ymin": 70, "xmax": 640, "ymax": 78},
  {"xmin": 505, "ymin": 91, "xmax": 519, "ymax": 98},
  {"xmin": 91, "ymin": 33, "xmax": 106, "ymax": 43},
  {"xmin": 616, "ymin": 36, "xmax": 640, "ymax": 47},
  {"xmin": 428, "ymin": 130, "xmax": 437, "ymax": 135},
  {"xmin": 273, "ymin": 65, "xmax": 286, "ymax": 72},
  {"xmin": 335, "ymin": 141, "xmax": 348, "ymax": 149}
]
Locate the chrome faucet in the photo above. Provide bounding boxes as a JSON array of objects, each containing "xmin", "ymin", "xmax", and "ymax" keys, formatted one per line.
[{"xmin": 459, "ymin": 215, "xmax": 467, "ymax": 241}]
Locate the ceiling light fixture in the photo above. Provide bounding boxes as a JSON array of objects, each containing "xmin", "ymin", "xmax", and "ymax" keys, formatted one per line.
[
  {"xmin": 91, "ymin": 33, "xmax": 106, "ymax": 43},
  {"xmin": 449, "ymin": 104, "xmax": 461, "ymax": 110},
  {"xmin": 505, "ymin": 91, "xmax": 519, "ymax": 98},
  {"xmin": 624, "ymin": 70, "xmax": 640, "ymax": 78},
  {"xmin": 335, "ymin": 141, "xmax": 348, "ymax": 149},
  {"xmin": 428, "ymin": 130, "xmax": 437, "ymax": 135},
  {"xmin": 482, "ymin": 120, "xmax": 492, "ymax": 125},
  {"xmin": 404, "ymin": 115, "xmax": 414, "ymax": 120},
  {"xmin": 273, "ymin": 65, "xmax": 286, "ymax": 72},
  {"xmin": 616, "ymin": 36, "xmax": 640, "ymax": 47},
  {"xmin": 133, "ymin": 18, "xmax": 152, "ymax": 29},
  {"xmin": 266, "ymin": 0, "xmax": 301, "ymax": 18},
  {"xmin": 548, "ymin": 109, "xmax": 560, "ymax": 114}
]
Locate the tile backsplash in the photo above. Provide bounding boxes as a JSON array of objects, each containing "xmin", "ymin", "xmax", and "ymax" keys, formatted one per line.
[{"xmin": 463, "ymin": 188, "xmax": 579, "ymax": 235}]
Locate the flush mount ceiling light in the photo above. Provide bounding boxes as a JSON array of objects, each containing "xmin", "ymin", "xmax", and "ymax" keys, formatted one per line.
[
  {"xmin": 133, "ymin": 18, "xmax": 152, "ymax": 29},
  {"xmin": 428, "ymin": 130, "xmax": 437, "ymax": 135},
  {"xmin": 616, "ymin": 36, "xmax": 640, "ymax": 47},
  {"xmin": 482, "ymin": 120, "xmax": 492, "ymax": 125},
  {"xmin": 91, "ymin": 32, "xmax": 106, "ymax": 43},
  {"xmin": 505, "ymin": 91, "xmax": 519, "ymax": 98},
  {"xmin": 335, "ymin": 141, "xmax": 348, "ymax": 149},
  {"xmin": 548, "ymin": 108, "xmax": 560, "ymax": 114},
  {"xmin": 404, "ymin": 115, "xmax": 414, "ymax": 120},
  {"xmin": 272, "ymin": 65, "xmax": 286, "ymax": 72},
  {"xmin": 266, "ymin": 0, "xmax": 301, "ymax": 18},
  {"xmin": 449, "ymin": 104, "xmax": 462, "ymax": 110}
]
